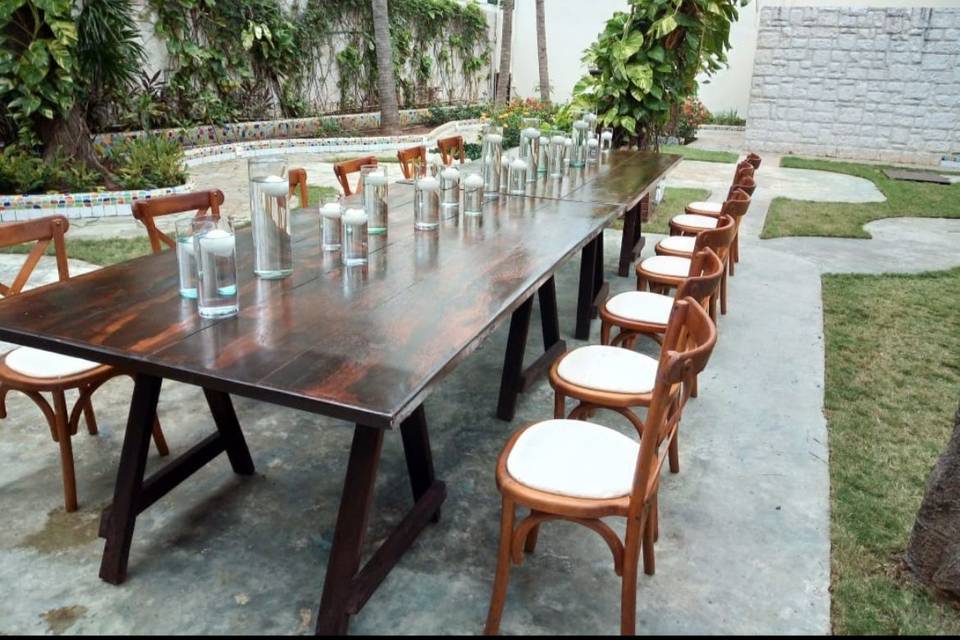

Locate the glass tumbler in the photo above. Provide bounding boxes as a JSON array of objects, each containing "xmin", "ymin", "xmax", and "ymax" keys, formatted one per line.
[
  {"xmin": 320, "ymin": 200, "xmax": 343, "ymax": 251},
  {"xmin": 440, "ymin": 166, "xmax": 460, "ymax": 215},
  {"xmin": 361, "ymin": 164, "xmax": 388, "ymax": 234},
  {"xmin": 600, "ymin": 128, "xmax": 614, "ymax": 153},
  {"xmin": 519, "ymin": 118, "xmax": 540, "ymax": 180},
  {"xmin": 509, "ymin": 158, "xmax": 528, "ymax": 195},
  {"xmin": 571, "ymin": 119, "xmax": 590, "ymax": 168},
  {"xmin": 463, "ymin": 173, "xmax": 484, "ymax": 216},
  {"xmin": 548, "ymin": 133, "xmax": 566, "ymax": 178},
  {"xmin": 414, "ymin": 176, "xmax": 441, "ymax": 230},
  {"xmin": 193, "ymin": 216, "xmax": 239, "ymax": 319},
  {"xmin": 175, "ymin": 215, "xmax": 199, "ymax": 299},
  {"xmin": 341, "ymin": 208, "xmax": 369, "ymax": 266},
  {"xmin": 248, "ymin": 156, "xmax": 292, "ymax": 279},
  {"xmin": 481, "ymin": 125, "xmax": 503, "ymax": 196}
]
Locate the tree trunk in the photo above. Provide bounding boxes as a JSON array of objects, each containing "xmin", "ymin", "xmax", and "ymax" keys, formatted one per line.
[
  {"xmin": 371, "ymin": 0, "xmax": 400, "ymax": 134},
  {"xmin": 906, "ymin": 401, "xmax": 960, "ymax": 599},
  {"xmin": 495, "ymin": 0, "xmax": 515, "ymax": 107},
  {"xmin": 535, "ymin": 0, "xmax": 550, "ymax": 104},
  {"xmin": 38, "ymin": 104, "xmax": 118, "ymax": 189}
]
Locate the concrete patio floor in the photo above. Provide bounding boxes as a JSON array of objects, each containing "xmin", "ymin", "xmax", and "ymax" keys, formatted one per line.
[{"xmin": 2, "ymin": 156, "xmax": 959, "ymax": 634}]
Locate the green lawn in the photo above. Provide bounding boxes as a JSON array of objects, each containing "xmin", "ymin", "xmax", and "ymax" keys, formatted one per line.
[
  {"xmin": 639, "ymin": 187, "xmax": 711, "ymax": 234},
  {"xmin": 659, "ymin": 144, "xmax": 738, "ymax": 164},
  {"xmin": 823, "ymin": 267, "xmax": 960, "ymax": 634},
  {"xmin": 762, "ymin": 157, "xmax": 960, "ymax": 239},
  {"xmin": 308, "ymin": 185, "xmax": 340, "ymax": 206},
  {"xmin": 0, "ymin": 236, "xmax": 154, "ymax": 267}
]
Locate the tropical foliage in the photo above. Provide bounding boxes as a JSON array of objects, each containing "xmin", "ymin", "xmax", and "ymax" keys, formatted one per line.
[{"xmin": 571, "ymin": 0, "xmax": 744, "ymax": 147}]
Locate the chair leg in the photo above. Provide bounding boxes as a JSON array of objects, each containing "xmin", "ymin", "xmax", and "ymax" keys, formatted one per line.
[
  {"xmin": 600, "ymin": 319, "xmax": 611, "ymax": 345},
  {"xmin": 484, "ymin": 497, "xmax": 517, "ymax": 635},
  {"xmin": 523, "ymin": 523, "xmax": 540, "ymax": 554},
  {"xmin": 151, "ymin": 416, "xmax": 169, "ymax": 456},
  {"xmin": 642, "ymin": 500, "xmax": 656, "ymax": 576},
  {"xmin": 720, "ymin": 265, "xmax": 728, "ymax": 315},
  {"xmin": 668, "ymin": 433, "xmax": 680, "ymax": 474},
  {"xmin": 52, "ymin": 391, "xmax": 78, "ymax": 512},
  {"xmin": 553, "ymin": 392, "xmax": 565, "ymax": 419},
  {"xmin": 82, "ymin": 394, "xmax": 99, "ymax": 435},
  {"xmin": 620, "ymin": 519, "xmax": 642, "ymax": 635},
  {"xmin": 636, "ymin": 273, "xmax": 647, "ymax": 292}
]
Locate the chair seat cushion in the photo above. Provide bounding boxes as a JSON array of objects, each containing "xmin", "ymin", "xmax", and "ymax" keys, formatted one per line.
[
  {"xmin": 639, "ymin": 255, "xmax": 691, "ymax": 278},
  {"xmin": 605, "ymin": 291, "xmax": 673, "ymax": 325},
  {"xmin": 4, "ymin": 346, "xmax": 100, "ymax": 379},
  {"xmin": 556, "ymin": 344, "xmax": 658, "ymax": 394},
  {"xmin": 506, "ymin": 419, "xmax": 639, "ymax": 499},
  {"xmin": 685, "ymin": 201, "xmax": 722, "ymax": 215},
  {"xmin": 672, "ymin": 214, "xmax": 718, "ymax": 229},
  {"xmin": 657, "ymin": 235, "xmax": 696, "ymax": 254}
]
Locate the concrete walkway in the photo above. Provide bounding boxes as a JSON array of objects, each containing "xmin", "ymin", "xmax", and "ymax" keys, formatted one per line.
[{"xmin": 1, "ymin": 156, "xmax": 959, "ymax": 634}]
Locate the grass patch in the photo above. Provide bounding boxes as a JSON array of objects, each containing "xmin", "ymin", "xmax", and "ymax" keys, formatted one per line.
[
  {"xmin": 762, "ymin": 157, "xmax": 960, "ymax": 239},
  {"xmin": 308, "ymin": 185, "xmax": 340, "ymax": 206},
  {"xmin": 659, "ymin": 144, "xmax": 738, "ymax": 164},
  {"xmin": 0, "ymin": 237, "xmax": 153, "ymax": 267},
  {"xmin": 823, "ymin": 267, "xmax": 960, "ymax": 634},
  {"xmin": 634, "ymin": 187, "xmax": 711, "ymax": 234}
]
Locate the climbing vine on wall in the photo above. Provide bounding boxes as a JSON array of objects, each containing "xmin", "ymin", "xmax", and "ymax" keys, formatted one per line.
[{"xmin": 144, "ymin": 0, "xmax": 489, "ymax": 126}]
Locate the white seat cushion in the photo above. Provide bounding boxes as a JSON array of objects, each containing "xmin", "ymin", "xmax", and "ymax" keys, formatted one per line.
[
  {"xmin": 605, "ymin": 291, "xmax": 673, "ymax": 325},
  {"xmin": 686, "ymin": 201, "xmax": 722, "ymax": 214},
  {"xmin": 4, "ymin": 346, "xmax": 100, "ymax": 379},
  {"xmin": 556, "ymin": 344, "xmax": 658, "ymax": 394},
  {"xmin": 506, "ymin": 419, "xmax": 639, "ymax": 499},
  {"xmin": 639, "ymin": 255, "xmax": 691, "ymax": 278},
  {"xmin": 672, "ymin": 214, "xmax": 718, "ymax": 229},
  {"xmin": 656, "ymin": 235, "xmax": 696, "ymax": 254}
]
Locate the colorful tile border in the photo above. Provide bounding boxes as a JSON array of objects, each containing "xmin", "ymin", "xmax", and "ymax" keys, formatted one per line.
[
  {"xmin": 93, "ymin": 108, "xmax": 433, "ymax": 152},
  {"xmin": 0, "ymin": 183, "xmax": 193, "ymax": 222}
]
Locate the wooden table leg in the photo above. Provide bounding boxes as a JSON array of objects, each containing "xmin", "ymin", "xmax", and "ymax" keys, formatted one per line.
[
  {"xmin": 618, "ymin": 203, "xmax": 639, "ymax": 277},
  {"xmin": 204, "ymin": 389, "xmax": 255, "ymax": 475},
  {"xmin": 99, "ymin": 373, "xmax": 162, "ymax": 585},
  {"xmin": 496, "ymin": 277, "xmax": 567, "ymax": 422},
  {"xmin": 592, "ymin": 232, "xmax": 609, "ymax": 318},
  {"xmin": 576, "ymin": 236, "xmax": 599, "ymax": 339},
  {"xmin": 316, "ymin": 417, "xmax": 447, "ymax": 635}
]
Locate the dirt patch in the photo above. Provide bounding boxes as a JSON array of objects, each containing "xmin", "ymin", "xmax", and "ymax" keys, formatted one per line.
[
  {"xmin": 41, "ymin": 605, "xmax": 87, "ymax": 635},
  {"xmin": 18, "ymin": 507, "xmax": 101, "ymax": 554}
]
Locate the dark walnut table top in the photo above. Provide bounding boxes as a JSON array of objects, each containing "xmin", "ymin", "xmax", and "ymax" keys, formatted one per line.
[{"xmin": 0, "ymin": 187, "xmax": 619, "ymax": 429}]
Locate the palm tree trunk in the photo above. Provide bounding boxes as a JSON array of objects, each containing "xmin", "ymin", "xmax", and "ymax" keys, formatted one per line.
[
  {"xmin": 495, "ymin": 0, "xmax": 515, "ymax": 107},
  {"xmin": 906, "ymin": 401, "xmax": 960, "ymax": 598},
  {"xmin": 371, "ymin": 0, "xmax": 400, "ymax": 134},
  {"xmin": 535, "ymin": 0, "xmax": 550, "ymax": 104}
]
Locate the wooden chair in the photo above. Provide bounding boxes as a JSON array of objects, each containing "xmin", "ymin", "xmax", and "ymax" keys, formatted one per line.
[
  {"xmin": 638, "ymin": 214, "xmax": 737, "ymax": 315},
  {"xmin": 131, "ymin": 190, "xmax": 224, "ymax": 254},
  {"xmin": 437, "ymin": 135, "xmax": 466, "ymax": 165},
  {"xmin": 485, "ymin": 298, "xmax": 718, "ymax": 635},
  {"xmin": 746, "ymin": 152, "xmax": 762, "ymax": 169},
  {"xmin": 288, "ymin": 167, "xmax": 309, "ymax": 209},
  {"xmin": 0, "ymin": 215, "xmax": 168, "ymax": 512},
  {"xmin": 333, "ymin": 156, "xmax": 377, "ymax": 196},
  {"xmin": 396, "ymin": 145, "xmax": 427, "ymax": 179},
  {"xmin": 669, "ymin": 189, "xmax": 751, "ymax": 275},
  {"xmin": 682, "ymin": 164, "xmax": 753, "ymax": 218},
  {"xmin": 601, "ymin": 248, "xmax": 724, "ymax": 348}
]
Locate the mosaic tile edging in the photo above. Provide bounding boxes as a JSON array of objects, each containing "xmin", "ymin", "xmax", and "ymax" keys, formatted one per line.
[
  {"xmin": 93, "ymin": 108, "xmax": 434, "ymax": 151},
  {"xmin": 183, "ymin": 134, "xmax": 432, "ymax": 166},
  {"xmin": 1, "ymin": 183, "xmax": 193, "ymax": 222}
]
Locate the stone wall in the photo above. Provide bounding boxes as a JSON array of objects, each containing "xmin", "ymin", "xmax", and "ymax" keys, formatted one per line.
[{"xmin": 745, "ymin": 6, "xmax": 960, "ymax": 165}]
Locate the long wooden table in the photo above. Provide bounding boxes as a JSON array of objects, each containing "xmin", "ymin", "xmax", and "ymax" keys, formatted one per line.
[{"xmin": 0, "ymin": 152, "xmax": 676, "ymax": 634}]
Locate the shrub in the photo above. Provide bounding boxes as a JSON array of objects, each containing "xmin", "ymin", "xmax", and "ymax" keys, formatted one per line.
[
  {"xmin": 672, "ymin": 97, "xmax": 710, "ymax": 144},
  {"xmin": 104, "ymin": 135, "xmax": 187, "ymax": 189},
  {"xmin": 706, "ymin": 109, "xmax": 746, "ymax": 127},
  {"xmin": 490, "ymin": 98, "xmax": 559, "ymax": 149},
  {"xmin": 0, "ymin": 148, "xmax": 101, "ymax": 194},
  {"xmin": 425, "ymin": 104, "xmax": 488, "ymax": 127}
]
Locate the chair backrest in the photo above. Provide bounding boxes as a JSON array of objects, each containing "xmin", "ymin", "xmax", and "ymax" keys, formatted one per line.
[
  {"xmin": 437, "ymin": 135, "xmax": 466, "ymax": 165},
  {"xmin": 677, "ymin": 248, "xmax": 724, "ymax": 310},
  {"xmin": 728, "ymin": 174, "xmax": 756, "ymax": 198},
  {"xmin": 0, "ymin": 215, "xmax": 70, "ymax": 297},
  {"xmin": 733, "ymin": 162, "xmax": 754, "ymax": 185},
  {"xmin": 746, "ymin": 152, "xmax": 762, "ymax": 169},
  {"xmin": 690, "ymin": 214, "xmax": 737, "ymax": 264},
  {"xmin": 396, "ymin": 145, "xmax": 427, "ymax": 179},
  {"xmin": 288, "ymin": 168, "xmax": 309, "ymax": 209},
  {"xmin": 721, "ymin": 189, "xmax": 752, "ymax": 221},
  {"xmin": 629, "ymin": 298, "xmax": 717, "ymax": 512},
  {"xmin": 333, "ymin": 156, "xmax": 377, "ymax": 196},
  {"xmin": 131, "ymin": 190, "xmax": 224, "ymax": 254}
]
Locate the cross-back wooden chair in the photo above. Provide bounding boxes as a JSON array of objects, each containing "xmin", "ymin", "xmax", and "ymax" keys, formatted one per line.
[
  {"xmin": 683, "ymin": 163, "xmax": 753, "ymax": 218},
  {"xmin": 333, "ymin": 156, "xmax": 377, "ymax": 196},
  {"xmin": 670, "ymin": 189, "xmax": 751, "ymax": 276},
  {"xmin": 485, "ymin": 298, "xmax": 718, "ymax": 635},
  {"xmin": 0, "ymin": 215, "xmax": 168, "ymax": 512},
  {"xmin": 727, "ymin": 173, "xmax": 756, "ymax": 198},
  {"xmin": 131, "ymin": 190, "xmax": 224, "ymax": 254},
  {"xmin": 437, "ymin": 135, "xmax": 466, "ymax": 165},
  {"xmin": 638, "ymin": 213, "xmax": 737, "ymax": 315},
  {"xmin": 396, "ymin": 145, "xmax": 427, "ymax": 179},
  {"xmin": 288, "ymin": 167, "xmax": 309, "ymax": 209}
]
